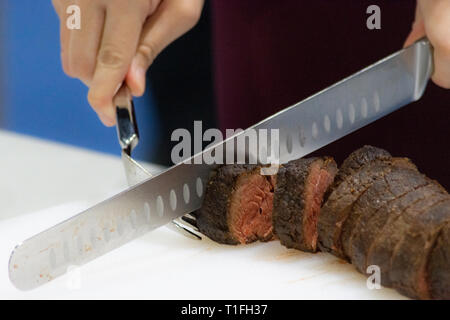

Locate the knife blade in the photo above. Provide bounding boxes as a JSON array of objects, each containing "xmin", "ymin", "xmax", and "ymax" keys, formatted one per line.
[{"xmin": 8, "ymin": 38, "xmax": 433, "ymax": 290}]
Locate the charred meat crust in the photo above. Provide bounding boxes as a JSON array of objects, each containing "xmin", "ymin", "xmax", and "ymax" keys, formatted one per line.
[
  {"xmin": 273, "ymin": 157, "xmax": 337, "ymax": 252},
  {"xmin": 321, "ymin": 145, "xmax": 450, "ymax": 300},
  {"xmin": 317, "ymin": 157, "xmax": 417, "ymax": 258},
  {"xmin": 342, "ymin": 167, "xmax": 435, "ymax": 270},
  {"xmin": 427, "ymin": 222, "xmax": 450, "ymax": 300},
  {"xmin": 196, "ymin": 164, "xmax": 275, "ymax": 245},
  {"xmin": 329, "ymin": 145, "xmax": 391, "ymax": 192},
  {"xmin": 389, "ymin": 199, "xmax": 450, "ymax": 299},
  {"xmin": 196, "ymin": 165, "xmax": 258, "ymax": 245},
  {"xmin": 366, "ymin": 194, "xmax": 450, "ymax": 291}
]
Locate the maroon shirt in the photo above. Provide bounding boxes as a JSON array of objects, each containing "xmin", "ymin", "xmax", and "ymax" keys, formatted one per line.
[{"xmin": 211, "ymin": 0, "xmax": 450, "ymax": 188}]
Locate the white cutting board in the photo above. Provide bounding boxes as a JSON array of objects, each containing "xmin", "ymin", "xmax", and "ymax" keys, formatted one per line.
[
  {"xmin": 0, "ymin": 130, "xmax": 406, "ymax": 299},
  {"xmin": 0, "ymin": 203, "xmax": 406, "ymax": 300}
]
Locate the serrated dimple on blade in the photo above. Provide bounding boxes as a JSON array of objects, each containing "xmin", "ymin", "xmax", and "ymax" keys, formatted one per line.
[
  {"xmin": 8, "ymin": 164, "xmax": 210, "ymax": 290},
  {"xmin": 254, "ymin": 39, "xmax": 431, "ymax": 164}
]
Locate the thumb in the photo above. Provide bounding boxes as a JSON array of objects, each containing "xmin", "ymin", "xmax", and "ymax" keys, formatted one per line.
[
  {"xmin": 126, "ymin": 0, "xmax": 204, "ymax": 97},
  {"xmin": 126, "ymin": 44, "xmax": 155, "ymax": 97},
  {"xmin": 404, "ymin": 4, "xmax": 426, "ymax": 48},
  {"xmin": 404, "ymin": 21, "xmax": 426, "ymax": 48}
]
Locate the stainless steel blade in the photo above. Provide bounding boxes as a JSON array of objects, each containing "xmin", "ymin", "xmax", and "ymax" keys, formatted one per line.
[{"xmin": 9, "ymin": 38, "xmax": 432, "ymax": 290}]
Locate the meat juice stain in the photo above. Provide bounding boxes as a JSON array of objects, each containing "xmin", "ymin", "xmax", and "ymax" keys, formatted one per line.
[
  {"xmin": 274, "ymin": 250, "xmax": 303, "ymax": 261},
  {"xmin": 287, "ymin": 270, "xmax": 330, "ymax": 283},
  {"xmin": 255, "ymin": 247, "xmax": 306, "ymax": 262},
  {"xmin": 287, "ymin": 258, "xmax": 351, "ymax": 284}
]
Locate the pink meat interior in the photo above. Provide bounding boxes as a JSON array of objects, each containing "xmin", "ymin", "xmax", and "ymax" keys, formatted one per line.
[
  {"xmin": 228, "ymin": 172, "xmax": 275, "ymax": 244},
  {"xmin": 303, "ymin": 162, "xmax": 336, "ymax": 250}
]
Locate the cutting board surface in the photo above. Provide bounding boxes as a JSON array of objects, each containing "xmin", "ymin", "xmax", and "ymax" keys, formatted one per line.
[{"xmin": 0, "ymin": 203, "xmax": 405, "ymax": 299}]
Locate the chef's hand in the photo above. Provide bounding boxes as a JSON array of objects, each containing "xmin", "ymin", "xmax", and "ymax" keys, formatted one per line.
[
  {"xmin": 52, "ymin": 0, "xmax": 204, "ymax": 126},
  {"xmin": 405, "ymin": 0, "xmax": 450, "ymax": 89}
]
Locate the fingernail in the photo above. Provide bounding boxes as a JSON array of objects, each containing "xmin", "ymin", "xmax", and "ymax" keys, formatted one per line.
[
  {"xmin": 99, "ymin": 107, "xmax": 116, "ymax": 127},
  {"xmin": 136, "ymin": 64, "xmax": 145, "ymax": 81},
  {"xmin": 99, "ymin": 114, "xmax": 115, "ymax": 127},
  {"xmin": 106, "ymin": 107, "xmax": 117, "ymax": 121},
  {"xmin": 132, "ymin": 58, "xmax": 146, "ymax": 95},
  {"xmin": 136, "ymin": 67, "xmax": 146, "ymax": 95}
]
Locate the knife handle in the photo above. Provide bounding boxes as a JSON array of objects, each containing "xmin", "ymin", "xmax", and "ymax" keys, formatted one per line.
[{"xmin": 114, "ymin": 84, "xmax": 139, "ymax": 155}]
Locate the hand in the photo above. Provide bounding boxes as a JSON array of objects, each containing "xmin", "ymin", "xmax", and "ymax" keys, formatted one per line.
[
  {"xmin": 405, "ymin": 0, "xmax": 450, "ymax": 89},
  {"xmin": 52, "ymin": 0, "xmax": 204, "ymax": 126}
]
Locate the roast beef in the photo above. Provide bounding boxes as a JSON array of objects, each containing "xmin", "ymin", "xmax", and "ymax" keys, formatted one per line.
[
  {"xmin": 427, "ymin": 222, "xmax": 450, "ymax": 299},
  {"xmin": 388, "ymin": 198, "xmax": 450, "ymax": 299},
  {"xmin": 318, "ymin": 145, "xmax": 450, "ymax": 299},
  {"xmin": 328, "ymin": 145, "xmax": 391, "ymax": 193},
  {"xmin": 196, "ymin": 145, "xmax": 450, "ymax": 300},
  {"xmin": 367, "ymin": 190, "xmax": 448, "ymax": 287},
  {"xmin": 196, "ymin": 164, "xmax": 275, "ymax": 245},
  {"xmin": 272, "ymin": 157, "xmax": 337, "ymax": 252},
  {"xmin": 341, "ymin": 167, "xmax": 435, "ymax": 270},
  {"xmin": 317, "ymin": 156, "xmax": 417, "ymax": 258}
]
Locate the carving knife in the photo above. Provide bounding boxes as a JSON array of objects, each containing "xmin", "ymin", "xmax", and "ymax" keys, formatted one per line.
[{"xmin": 8, "ymin": 38, "xmax": 433, "ymax": 290}]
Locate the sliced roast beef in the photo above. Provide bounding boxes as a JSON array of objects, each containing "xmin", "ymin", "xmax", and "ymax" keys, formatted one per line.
[
  {"xmin": 366, "ymin": 191, "xmax": 449, "ymax": 290},
  {"xmin": 342, "ymin": 167, "xmax": 435, "ymax": 271},
  {"xmin": 195, "ymin": 145, "xmax": 450, "ymax": 300},
  {"xmin": 389, "ymin": 198, "xmax": 450, "ymax": 299},
  {"xmin": 196, "ymin": 164, "xmax": 276, "ymax": 245},
  {"xmin": 330, "ymin": 145, "xmax": 391, "ymax": 191},
  {"xmin": 272, "ymin": 157, "xmax": 337, "ymax": 252},
  {"xmin": 317, "ymin": 157, "xmax": 416, "ymax": 258},
  {"xmin": 427, "ymin": 222, "xmax": 450, "ymax": 300}
]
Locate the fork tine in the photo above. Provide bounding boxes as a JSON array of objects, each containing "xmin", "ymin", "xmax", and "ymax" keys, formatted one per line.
[
  {"xmin": 189, "ymin": 211, "xmax": 199, "ymax": 218},
  {"xmin": 181, "ymin": 215, "xmax": 198, "ymax": 230},
  {"xmin": 168, "ymin": 219, "xmax": 202, "ymax": 240}
]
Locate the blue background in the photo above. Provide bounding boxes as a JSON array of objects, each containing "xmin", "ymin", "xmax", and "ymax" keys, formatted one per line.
[{"xmin": 0, "ymin": 0, "xmax": 159, "ymax": 160}]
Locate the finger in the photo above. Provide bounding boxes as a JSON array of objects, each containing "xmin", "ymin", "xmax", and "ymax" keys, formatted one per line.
[
  {"xmin": 418, "ymin": 0, "xmax": 450, "ymax": 88},
  {"xmin": 67, "ymin": 1, "xmax": 105, "ymax": 85},
  {"xmin": 432, "ymin": 50, "xmax": 450, "ymax": 89},
  {"xmin": 404, "ymin": 4, "xmax": 425, "ymax": 48},
  {"xmin": 88, "ymin": 1, "xmax": 149, "ymax": 126},
  {"xmin": 52, "ymin": 0, "xmax": 72, "ymax": 75},
  {"xmin": 126, "ymin": 0, "xmax": 204, "ymax": 97}
]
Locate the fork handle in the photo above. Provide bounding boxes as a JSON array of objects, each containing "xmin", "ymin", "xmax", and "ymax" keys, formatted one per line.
[{"xmin": 114, "ymin": 84, "xmax": 139, "ymax": 155}]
